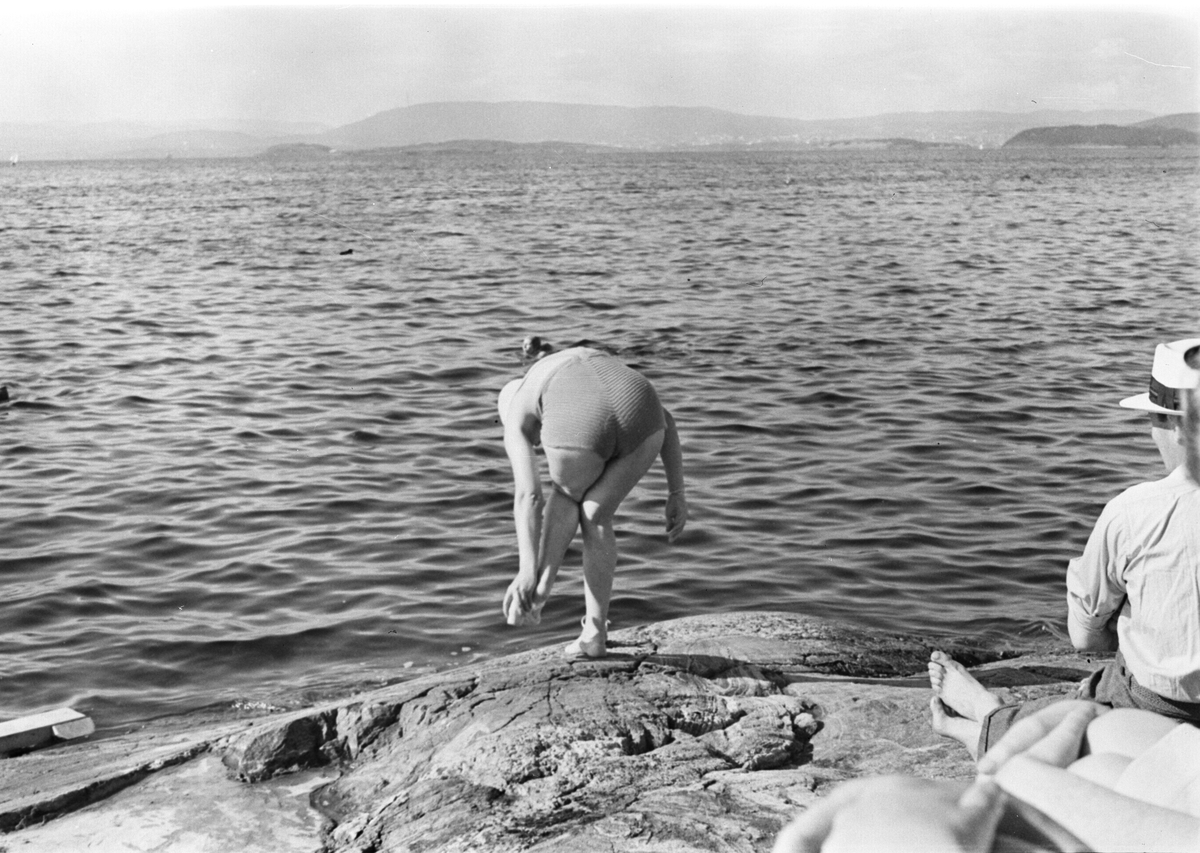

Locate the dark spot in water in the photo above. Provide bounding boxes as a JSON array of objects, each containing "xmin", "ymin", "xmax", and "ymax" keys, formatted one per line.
[{"xmin": 120, "ymin": 395, "xmax": 157, "ymax": 406}]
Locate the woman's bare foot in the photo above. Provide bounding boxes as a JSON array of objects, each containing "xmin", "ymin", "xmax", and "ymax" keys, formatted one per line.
[
  {"xmin": 928, "ymin": 650, "xmax": 1003, "ymax": 722},
  {"xmin": 930, "ymin": 696, "xmax": 984, "ymax": 759},
  {"xmin": 564, "ymin": 615, "xmax": 608, "ymax": 660}
]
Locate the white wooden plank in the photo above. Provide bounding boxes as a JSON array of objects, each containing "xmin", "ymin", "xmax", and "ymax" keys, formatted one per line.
[{"xmin": 0, "ymin": 709, "xmax": 93, "ymax": 756}]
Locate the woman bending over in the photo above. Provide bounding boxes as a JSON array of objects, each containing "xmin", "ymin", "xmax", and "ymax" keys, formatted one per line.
[{"xmin": 497, "ymin": 340, "xmax": 687, "ymax": 658}]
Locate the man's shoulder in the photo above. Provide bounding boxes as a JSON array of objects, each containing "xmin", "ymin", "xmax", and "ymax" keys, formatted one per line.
[{"xmin": 1104, "ymin": 469, "xmax": 1197, "ymax": 516}]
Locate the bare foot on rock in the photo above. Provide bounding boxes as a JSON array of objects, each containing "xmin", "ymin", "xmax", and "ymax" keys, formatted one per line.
[
  {"xmin": 930, "ymin": 696, "xmax": 985, "ymax": 759},
  {"xmin": 928, "ymin": 650, "xmax": 1002, "ymax": 722},
  {"xmin": 928, "ymin": 651, "xmax": 1005, "ymax": 759}
]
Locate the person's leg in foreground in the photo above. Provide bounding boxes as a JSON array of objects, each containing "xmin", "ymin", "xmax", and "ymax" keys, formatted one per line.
[
  {"xmin": 775, "ymin": 700, "xmax": 1200, "ymax": 853},
  {"xmin": 771, "ymin": 774, "xmax": 1005, "ymax": 853}
]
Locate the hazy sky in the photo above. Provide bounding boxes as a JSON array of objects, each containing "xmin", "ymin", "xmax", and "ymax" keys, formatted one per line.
[{"xmin": 4, "ymin": 2, "xmax": 1198, "ymax": 127}]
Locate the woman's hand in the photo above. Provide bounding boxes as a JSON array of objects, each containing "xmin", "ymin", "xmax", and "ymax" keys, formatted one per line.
[
  {"xmin": 502, "ymin": 572, "xmax": 539, "ymax": 624},
  {"xmin": 665, "ymin": 492, "xmax": 688, "ymax": 542}
]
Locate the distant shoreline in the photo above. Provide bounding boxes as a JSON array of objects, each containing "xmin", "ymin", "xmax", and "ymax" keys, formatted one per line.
[{"xmin": 4, "ymin": 103, "xmax": 1195, "ymax": 162}]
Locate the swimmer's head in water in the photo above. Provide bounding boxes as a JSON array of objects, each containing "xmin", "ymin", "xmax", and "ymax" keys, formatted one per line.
[
  {"xmin": 522, "ymin": 336, "xmax": 553, "ymax": 360},
  {"xmin": 498, "ymin": 378, "xmax": 523, "ymax": 426}
]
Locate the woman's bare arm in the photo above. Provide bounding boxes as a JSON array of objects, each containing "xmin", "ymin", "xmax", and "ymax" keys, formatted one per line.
[
  {"xmin": 503, "ymin": 413, "xmax": 544, "ymax": 613},
  {"xmin": 660, "ymin": 409, "xmax": 687, "ymax": 542}
]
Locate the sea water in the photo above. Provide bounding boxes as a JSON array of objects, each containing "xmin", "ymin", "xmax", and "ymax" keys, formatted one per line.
[{"xmin": 1, "ymin": 146, "xmax": 1197, "ymax": 735}]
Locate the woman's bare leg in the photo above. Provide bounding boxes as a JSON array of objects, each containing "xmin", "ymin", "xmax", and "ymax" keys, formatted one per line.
[
  {"xmin": 533, "ymin": 486, "xmax": 580, "ymax": 603},
  {"xmin": 539, "ymin": 447, "xmax": 605, "ymax": 605},
  {"xmin": 575, "ymin": 429, "xmax": 665, "ymax": 647}
]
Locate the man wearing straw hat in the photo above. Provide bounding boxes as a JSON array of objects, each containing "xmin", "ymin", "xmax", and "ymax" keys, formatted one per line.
[
  {"xmin": 776, "ymin": 352, "xmax": 1200, "ymax": 853},
  {"xmin": 928, "ymin": 337, "xmax": 1200, "ymax": 759}
]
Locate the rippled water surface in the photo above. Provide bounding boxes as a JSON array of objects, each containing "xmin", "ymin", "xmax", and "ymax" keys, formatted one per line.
[{"xmin": 2, "ymin": 147, "xmax": 1198, "ymax": 734}]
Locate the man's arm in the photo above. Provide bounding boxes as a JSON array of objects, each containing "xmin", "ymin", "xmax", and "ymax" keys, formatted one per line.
[
  {"xmin": 1068, "ymin": 609, "xmax": 1119, "ymax": 652},
  {"xmin": 1065, "ymin": 504, "xmax": 1125, "ymax": 653}
]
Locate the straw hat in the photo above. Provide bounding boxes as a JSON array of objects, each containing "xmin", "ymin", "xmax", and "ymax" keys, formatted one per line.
[{"xmin": 1119, "ymin": 338, "xmax": 1200, "ymax": 415}]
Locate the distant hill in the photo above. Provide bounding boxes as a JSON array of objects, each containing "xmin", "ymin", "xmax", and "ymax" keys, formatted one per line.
[
  {"xmin": 320, "ymin": 102, "xmax": 786, "ymax": 149},
  {"xmin": 3, "ymin": 102, "xmax": 1189, "ymax": 160},
  {"xmin": 257, "ymin": 140, "xmax": 621, "ymax": 160},
  {"xmin": 113, "ymin": 130, "xmax": 266, "ymax": 159},
  {"xmin": 819, "ymin": 137, "xmax": 972, "ymax": 150},
  {"xmin": 259, "ymin": 142, "xmax": 335, "ymax": 159},
  {"xmin": 317, "ymin": 101, "xmax": 1155, "ymax": 152},
  {"xmin": 353, "ymin": 139, "xmax": 617, "ymax": 155},
  {"xmin": 0, "ymin": 119, "xmax": 331, "ymax": 161},
  {"xmin": 1003, "ymin": 123, "xmax": 1199, "ymax": 147},
  {"xmin": 1134, "ymin": 112, "xmax": 1200, "ymax": 132}
]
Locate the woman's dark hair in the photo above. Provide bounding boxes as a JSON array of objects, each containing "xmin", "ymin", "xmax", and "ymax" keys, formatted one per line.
[{"xmin": 522, "ymin": 336, "xmax": 554, "ymax": 359}]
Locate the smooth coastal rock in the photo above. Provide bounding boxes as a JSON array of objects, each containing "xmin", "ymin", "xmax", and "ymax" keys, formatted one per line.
[{"xmin": 0, "ymin": 612, "xmax": 1101, "ymax": 852}]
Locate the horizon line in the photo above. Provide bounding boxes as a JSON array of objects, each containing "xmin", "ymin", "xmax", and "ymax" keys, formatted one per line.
[{"xmin": 3, "ymin": 100, "xmax": 1188, "ymax": 131}]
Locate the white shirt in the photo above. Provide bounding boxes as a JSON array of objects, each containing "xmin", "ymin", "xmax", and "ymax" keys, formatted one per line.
[{"xmin": 1066, "ymin": 466, "xmax": 1200, "ymax": 702}]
